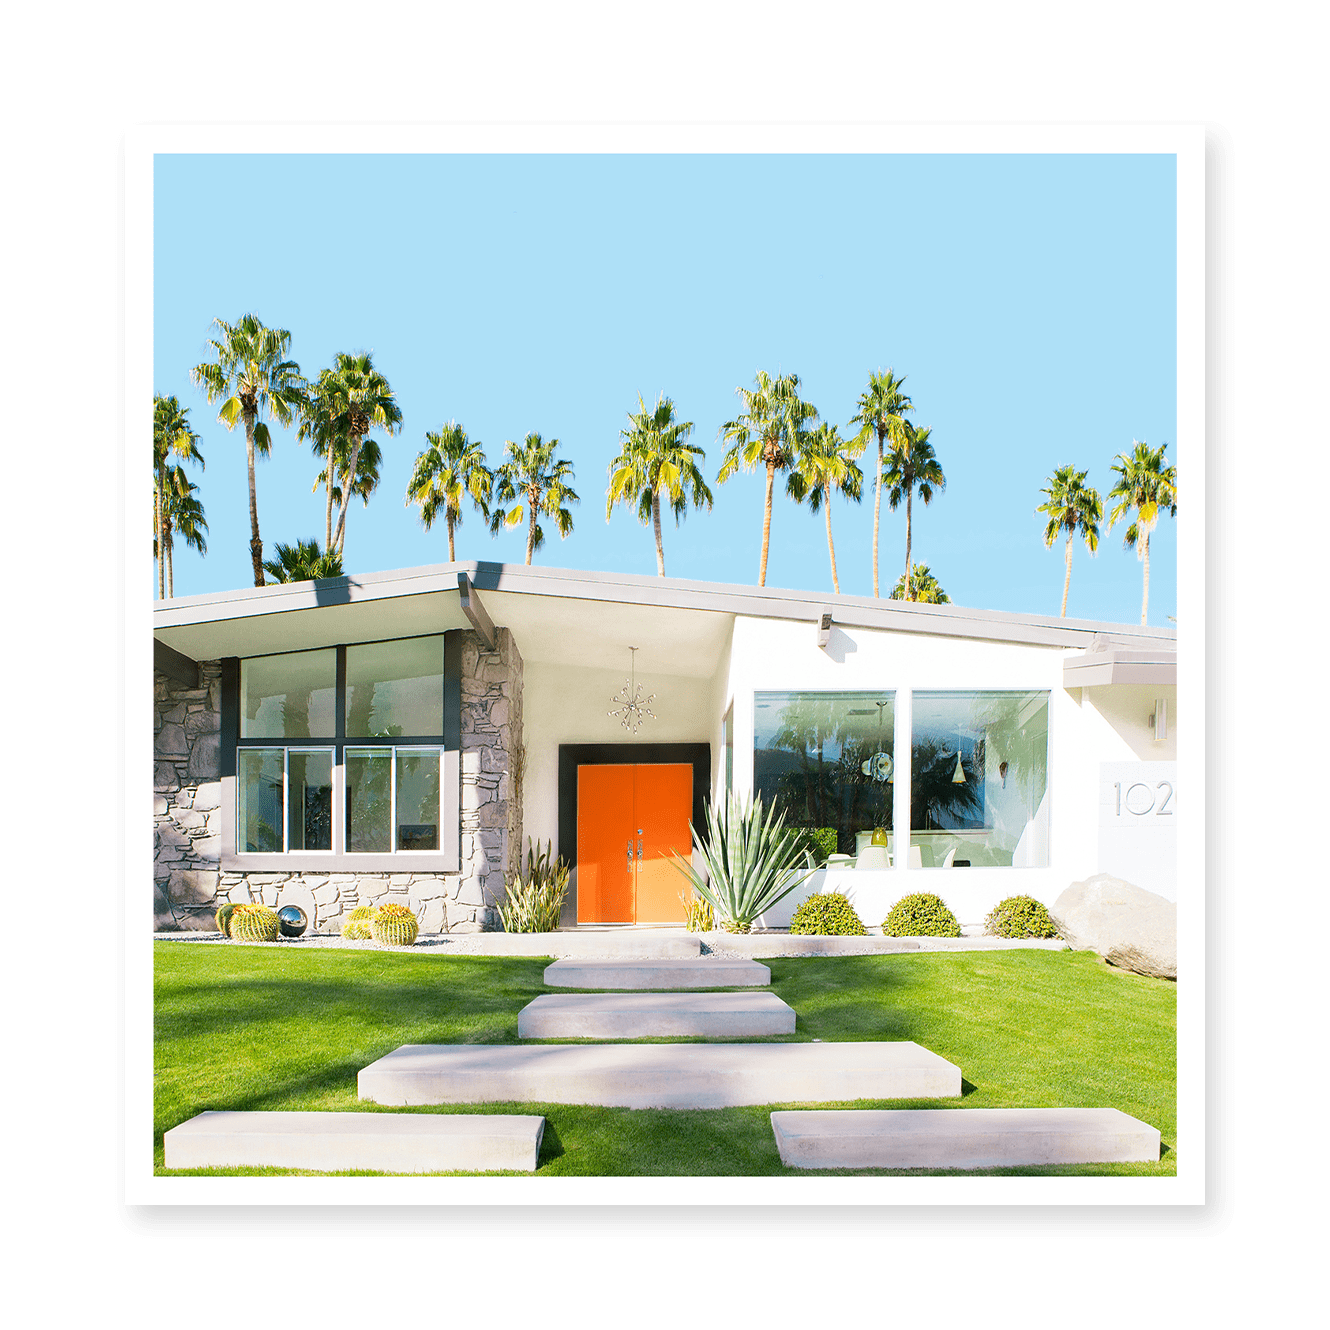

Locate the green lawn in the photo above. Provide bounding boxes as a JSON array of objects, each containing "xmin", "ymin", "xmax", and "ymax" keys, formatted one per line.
[{"xmin": 153, "ymin": 942, "xmax": 1176, "ymax": 1177}]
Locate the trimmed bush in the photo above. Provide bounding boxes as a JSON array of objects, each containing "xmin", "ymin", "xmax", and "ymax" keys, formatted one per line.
[
  {"xmin": 229, "ymin": 904, "xmax": 280, "ymax": 942},
  {"xmin": 882, "ymin": 893, "xmax": 961, "ymax": 938},
  {"xmin": 789, "ymin": 892, "xmax": 867, "ymax": 936},
  {"xmin": 371, "ymin": 902, "xmax": 419, "ymax": 947},
  {"xmin": 215, "ymin": 902, "xmax": 236, "ymax": 938},
  {"xmin": 985, "ymin": 895, "xmax": 1059, "ymax": 939},
  {"xmin": 341, "ymin": 905, "xmax": 376, "ymax": 941}
]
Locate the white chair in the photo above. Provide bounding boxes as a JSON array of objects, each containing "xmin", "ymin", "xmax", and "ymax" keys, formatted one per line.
[
  {"xmin": 907, "ymin": 844, "xmax": 923, "ymax": 869},
  {"xmin": 942, "ymin": 846, "xmax": 957, "ymax": 869}
]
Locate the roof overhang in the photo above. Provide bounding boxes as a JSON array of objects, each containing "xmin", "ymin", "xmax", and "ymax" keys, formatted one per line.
[{"xmin": 1061, "ymin": 640, "xmax": 1178, "ymax": 688}]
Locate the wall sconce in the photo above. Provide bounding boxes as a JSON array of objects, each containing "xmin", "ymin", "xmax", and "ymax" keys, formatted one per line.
[
  {"xmin": 816, "ymin": 609, "xmax": 833, "ymax": 649},
  {"xmin": 1148, "ymin": 698, "xmax": 1168, "ymax": 742}
]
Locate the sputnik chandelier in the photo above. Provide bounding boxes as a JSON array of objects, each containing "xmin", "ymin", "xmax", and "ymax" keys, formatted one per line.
[{"xmin": 609, "ymin": 646, "xmax": 656, "ymax": 734}]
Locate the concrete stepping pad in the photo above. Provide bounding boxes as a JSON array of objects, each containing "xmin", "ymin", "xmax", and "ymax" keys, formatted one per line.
[
  {"xmin": 518, "ymin": 991, "xmax": 796, "ymax": 1038},
  {"xmin": 358, "ymin": 1041, "xmax": 960, "ymax": 1109},
  {"xmin": 543, "ymin": 957, "xmax": 770, "ymax": 989},
  {"xmin": 163, "ymin": 1110, "xmax": 545, "ymax": 1173},
  {"xmin": 770, "ymin": 1107, "xmax": 1161, "ymax": 1170}
]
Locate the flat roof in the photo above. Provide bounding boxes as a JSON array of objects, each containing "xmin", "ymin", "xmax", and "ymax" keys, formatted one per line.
[{"xmin": 153, "ymin": 559, "xmax": 1177, "ymax": 676}]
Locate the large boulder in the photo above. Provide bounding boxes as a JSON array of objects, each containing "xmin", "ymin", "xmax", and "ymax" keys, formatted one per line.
[{"xmin": 1050, "ymin": 874, "xmax": 1176, "ymax": 979}]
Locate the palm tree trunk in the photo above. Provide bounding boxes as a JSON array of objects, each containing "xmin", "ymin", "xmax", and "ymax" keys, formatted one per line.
[
  {"xmin": 825, "ymin": 498, "xmax": 839, "ymax": 595},
  {"xmin": 904, "ymin": 489, "xmax": 914, "ymax": 600},
  {"xmin": 156, "ymin": 462, "xmax": 165, "ymax": 601},
  {"xmin": 166, "ymin": 526, "xmax": 175, "ymax": 599},
  {"xmin": 1061, "ymin": 536, "xmax": 1073, "ymax": 618},
  {"xmin": 332, "ymin": 433, "xmax": 363, "ymax": 554},
  {"xmin": 526, "ymin": 496, "xmax": 538, "ymax": 565},
  {"xmin": 872, "ymin": 430, "xmax": 884, "ymax": 597},
  {"xmin": 759, "ymin": 461, "xmax": 775, "ymax": 587},
  {"xmin": 244, "ymin": 412, "xmax": 264, "ymax": 587},
  {"xmin": 324, "ymin": 447, "xmax": 336, "ymax": 553},
  {"xmin": 447, "ymin": 513, "xmax": 456, "ymax": 562},
  {"xmin": 1141, "ymin": 530, "xmax": 1151, "ymax": 625},
  {"xmin": 652, "ymin": 490, "xmax": 665, "ymax": 576}
]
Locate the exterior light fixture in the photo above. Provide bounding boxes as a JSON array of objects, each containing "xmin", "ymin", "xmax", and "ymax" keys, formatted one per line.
[
  {"xmin": 609, "ymin": 646, "xmax": 656, "ymax": 734},
  {"xmin": 1149, "ymin": 698, "xmax": 1168, "ymax": 742}
]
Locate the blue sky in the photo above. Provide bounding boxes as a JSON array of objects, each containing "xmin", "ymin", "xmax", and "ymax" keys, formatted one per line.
[{"xmin": 154, "ymin": 152, "xmax": 1177, "ymax": 624}]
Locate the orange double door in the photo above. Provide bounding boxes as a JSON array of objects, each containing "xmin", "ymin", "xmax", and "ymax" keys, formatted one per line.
[{"xmin": 576, "ymin": 763, "xmax": 694, "ymax": 924}]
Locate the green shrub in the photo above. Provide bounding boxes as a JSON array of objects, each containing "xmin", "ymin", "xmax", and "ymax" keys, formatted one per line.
[
  {"xmin": 679, "ymin": 887, "xmax": 715, "ymax": 933},
  {"xmin": 882, "ymin": 893, "xmax": 961, "ymax": 937},
  {"xmin": 985, "ymin": 895, "xmax": 1059, "ymax": 939},
  {"xmin": 789, "ymin": 892, "xmax": 867, "ymax": 936},
  {"xmin": 215, "ymin": 902, "xmax": 236, "ymax": 938},
  {"xmin": 370, "ymin": 902, "xmax": 419, "ymax": 947},
  {"xmin": 495, "ymin": 840, "xmax": 570, "ymax": 934},
  {"xmin": 796, "ymin": 827, "xmax": 839, "ymax": 865},
  {"xmin": 229, "ymin": 904, "xmax": 280, "ymax": 942},
  {"xmin": 341, "ymin": 905, "xmax": 375, "ymax": 940}
]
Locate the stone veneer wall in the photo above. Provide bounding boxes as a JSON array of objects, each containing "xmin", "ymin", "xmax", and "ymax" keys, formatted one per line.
[{"xmin": 153, "ymin": 628, "xmax": 524, "ymax": 935}]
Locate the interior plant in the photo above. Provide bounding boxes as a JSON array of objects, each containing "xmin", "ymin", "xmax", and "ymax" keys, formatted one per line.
[
  {"xmin": 882, "ymin": 892, "xmax": 961, "ymax": 938},
  {"xmin": 229, "ymin": 904, "xmax": 280, "ymax": 942},
  {"xmin": 789, "ymin": 891, "xmax": 867, "ymax": 936},
  {"xmin": 671, "ymin": 791, "xmax": 816, "ymax": 934},
  {"xmin": 985, "ymin": 895, "xmax": 1059, "ymax": 939},
  {"xmin": 495, "ymin": 839, "xmax": 570, "ymax": 933},
  {"xmin": 370, "ymin": 902, "xmax": 419, "ymax": 947},
  {"xmin": 798, "ymin": 827, "xmax": 839, "ymax": 865},
  {"xmin": 341, "ymin": 904, "xmax": 376, "ymax": 940}
]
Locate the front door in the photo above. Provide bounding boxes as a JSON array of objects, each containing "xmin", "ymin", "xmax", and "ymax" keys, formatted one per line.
[{"xmin": 576, "ymin": 763, "xmax": 693, "ymax": 923}]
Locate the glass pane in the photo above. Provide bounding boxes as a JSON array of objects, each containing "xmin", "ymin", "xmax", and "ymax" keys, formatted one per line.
[
  {"xmin": 241, "ymin": 650, "xmax": 336, "ymax": 738},
  {"xmin": 753, "ymin": 691, "xmax": 895, "ymax": 856},
  {"xmin": 288, "ymin": 750, "xmax": 333, "ymax": 852},
  {"xmin": 345, "ymin": 636, "xmax": 444, "ymax": 738},
  {"xmin": 238, "ymin": 748, "xmax": 284, "ymax": 852},
  {"xmin": 395, "ymin": 749, "xmax": 441, "ymax": 851},
  {"xmin": 345, "ymin": 748, "xmax": 392, "ymax": 852},
  {"xmin": 910, "ymin": 691, "xmax": 1050, "ymax": 868}
]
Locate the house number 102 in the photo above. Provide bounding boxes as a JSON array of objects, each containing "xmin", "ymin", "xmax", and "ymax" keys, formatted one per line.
[{"xmin": 1114, "ymin": 780, "xmax": 1174, "ymax": 817}]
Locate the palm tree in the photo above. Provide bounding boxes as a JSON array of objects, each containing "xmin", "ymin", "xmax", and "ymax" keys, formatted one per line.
[
  {"xmin": 490, "ymin": 432, "xmax": 580, "ymax": 565},
  {"xmin": 890, "ymin": 564, "xmax": 949, "ymax": 603},
  {"xmin": 1107, "ymin": 440, "xmax": 1178, "ymax": 625},
  {"xmin": 606, "ymin": 394, "xmax": 712, "ymax": 576},
  {"xmin": 787, "ymin": 423, "xmax": 864, "ymax": 594},
  {"xmin": 405, "ymin": 423, "xmax": 493, "ymax": 562},
  {"xmin": 310, "ymin": 437, "xmax": 383, "ymax": 555},
  {"xmin": 154, "ymin": 466, "xmax": 208, "ymax": 599},
  {"xmin": 849, "ymin": 369, "xmax": 913, "ymax": 597},
  {"xmin": 153, "ymin": 395, "xmax": 204, "ymax": 600},
  {"xmin": 882, "ymin": 421, "xmax": 945, "ymax": 602},
  {"xmin": 1036, "ymin": 464, "xmax": 1103, "ymax": 618},
  {"xmin": 190, "ymin": 314, "xmax": 306, "ymax": 587},
  {"xmin": 304, "ymin": 352, "xmax": 402, "ymax": 557},
  {"xmin": 717, "ymin": 370, "xmax": 819, "ymax": 586},
  {"xmin": 261, "ymin": 539, "xmax": 345, "ymax": 584}
]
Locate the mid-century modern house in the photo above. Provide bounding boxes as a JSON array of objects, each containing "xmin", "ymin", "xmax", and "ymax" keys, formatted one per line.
[{"xmin": 152, "ymin": 561, "xmax": 1178, "ymax": 935}]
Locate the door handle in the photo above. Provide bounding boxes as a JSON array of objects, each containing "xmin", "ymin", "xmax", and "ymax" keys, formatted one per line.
[
  {"xmin": 637, "ymin": 837, "xmax": 643, "ymax": 861},
  {"xmin": 626, "ymin": 839, "xmax": 633, "ymax": 869}
]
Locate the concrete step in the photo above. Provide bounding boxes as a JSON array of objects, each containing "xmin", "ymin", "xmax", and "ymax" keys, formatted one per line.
[
  {"xmin": 543, "ymin": 957, "xmax": 770, "ymax": 989},
  {"xmin": 472, "ymin": 930, "xmax": 702, "ymax": 958},
  {"xmin": 358, "ymin": 1041, "xmax": 961, "ymax": 1109},
  {"xmin": 770, "ymin": 1107, "xmax": 1161, "ymax": 1170},
  {"xmin": 162, "ymin": 1110, "xmax": 545, "ymax": 1173},
  {"xmin": 518, "ymin": 991, "xmax": 796, "ymax": 1038}
]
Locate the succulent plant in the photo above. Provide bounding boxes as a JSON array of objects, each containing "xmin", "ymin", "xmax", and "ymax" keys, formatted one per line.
[
  {"xmin": 341, "ymin": 904, "xmax": 376, "ymax": 940},
  {"xmin": 229, "ymin": 904, "xmax": 280, "ymax": 942},
  {"xmin": 215, "ymin": 902, "xmax": 236, "ymax": 938},
  {"xmin": 371, "ymin": 902, "xmax": 419, "ymax": 947}
]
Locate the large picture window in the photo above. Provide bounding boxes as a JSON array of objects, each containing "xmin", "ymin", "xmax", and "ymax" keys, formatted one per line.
[
  {"xmin": 910, "ymin": 690, "xmax": 1049, "ymax": 868},
  {"xmin": 231, "ymin": 635, "xmax": 452, "ymax": 861},
  {"xmin": 754, "ymin": 691, "xmax": 896, "ymax": 855}
]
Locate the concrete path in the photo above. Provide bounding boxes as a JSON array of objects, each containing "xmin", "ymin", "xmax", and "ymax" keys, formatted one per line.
[
  {"xmin": 543, "ymin": 957, "xmax": 770, "ymax": 989},
  {"xmin": 770, "ymin": 1107, "xmax": 1160, "ymax": 1169},
  {"xmin": 163, "ymin": 1110, "xmax": 545, "ymax": 1173},
  {"xmin": 518, "ymin": 991, "xmax": 797, "ymax": 1038},
  {"xmin": 358, "ymin": 1041, "xmax": 961, "ymax": 1109}
]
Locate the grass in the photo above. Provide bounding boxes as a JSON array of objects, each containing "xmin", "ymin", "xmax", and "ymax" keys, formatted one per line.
[{"xmin": 153, "ymin": 942, "xmax": 1175, "ymax": 1177}]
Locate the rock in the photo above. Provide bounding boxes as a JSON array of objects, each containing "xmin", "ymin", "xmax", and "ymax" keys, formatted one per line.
[
  {"xmin": 187, "ymin": 733, "xmax": 220, "ymax": 780},
  {"xmin": 1050, "ymin": 874, "xmax": 1176, "ymax": 979}
]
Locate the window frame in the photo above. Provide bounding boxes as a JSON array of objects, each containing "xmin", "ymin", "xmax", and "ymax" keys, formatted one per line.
[{"xmin": 219, "ymin": 633, "xmax": 462, "ymax": 872}]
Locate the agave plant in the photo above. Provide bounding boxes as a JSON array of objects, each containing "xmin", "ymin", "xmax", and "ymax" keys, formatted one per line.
[
  {"xmin": 672, "ymin": 792, "xmax": 816, "ymax": 933},
  {"xmin": 494, "ymin": 839, "xmax": 571, "ymax": 933}
]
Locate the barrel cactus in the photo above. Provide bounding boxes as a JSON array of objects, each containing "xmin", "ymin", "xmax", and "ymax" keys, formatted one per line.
[
  {"xmin": 215, "ymin": 902, "xmax": 236, "ymax": 938},
  {"xmin": 341, "ymin": 905, "xmax": 376, "ymax": 940},
  {"xmin": 371, "ymin": 902, "xmax": 419, "ymax": 947},
  {"xmin": 229, "ymin": 904, "xmax": 280, "ymax": 942}
]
